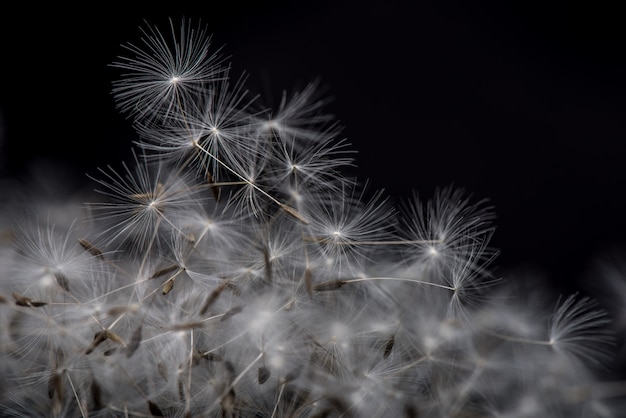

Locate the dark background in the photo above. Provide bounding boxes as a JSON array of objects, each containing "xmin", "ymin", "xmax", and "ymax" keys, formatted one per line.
[{"xmin": 1, "ymin": 1, "xmax": 626, "ymax": 297}]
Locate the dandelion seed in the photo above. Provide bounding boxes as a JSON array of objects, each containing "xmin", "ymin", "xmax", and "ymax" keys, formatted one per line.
[
  {"xmin": 313, "ymin": 279, "xmax": 347, "ymax": 292},
  {"xmin": 178, "ymin": 375, "xmax": 186, "ymax": 401},
  {"xmin": 206, "ymin": 170, "xmax": 222, "ymax": 201},
  {"xmin": 105, "ymin": 329, "xmax": 126, "ymax": 346},
  {"xmin": 305, "ymin": 268, "xmax": 314, "ymax": 298},
  {"xmin": 148, "ymin": 400, "xmax": 165, "ymax": 416},
  {"xmin": 263, "ymin": 245, "xmax": 272, "ymax": 282},
  {"xmin": 151, "ymin": 264, "xmax": 179, "ymax": 279},
  {"xmin": 126, "ymin": 323, "xmax": 143, "ymax": 358},
  {"xmin": 47, "ymin": 372, "xmax": 62, "ymax": 399},
  {"xmin": 111, "ymin": 17, "xmax": 226, "ymax": 123},
  {"xmin": 12, "ymin": 292, "xmax": 46, "ymax": 307},
  {"xmin": 157, "ymin": 362, "xmax": 168, "ymax": 381},
  {"xmin": 162, "ymin": 278, "xmax": 175, "ymax": 295},
  {"xmin": 383, "ymin": 333, "xmax": 395, "ymax": 359},
  {"xmin": 258, "ymin": 366, "xmax": 271, "ymax": 384},
  {"xmin": 106, "ymin": 304, "xmax": 140, "ymax": 316},
  {"xmin": 283, "ymin": 366, "xmax": 301, "ymax": 383},
  {"xmin": 54, "ymin": 271, "xmax": 70, "ymax": 292},
  {"xmin": 220, "ymin": 305, "xmax": 244, "ymax": 321},
  {"xmin": 169, "ymin": 321, "xmax": 205, "ymax": 331},
  {"xmin": 0, "ymin": 294, "xmax": 6, "ymax": 303},
  {"xmin": 103, "ymin": 348, "xmax": 118, "ymax": 356},
  {"xmin": 221, "ymin": 388, "xmax": 237, "ymax": 417},
  {"xmin": 86, "ymin": 330, "xmax": 109, "ymax": 354},
  {"xmin": 78, "ymin": 238, "xmax": 105, "ymax": 259},
  {"xmin": 91, "ymin": 380, "xmax": 103, "ymax": 410},
  {"xmin": 549, "ymin": 293, "xmax": 615, "ymax": 366},
  {"xmin": 197, "ymin": 350, "xmax": 223, "ymax": 362},
  {"xmin": 199, "ymin": 281, "xmax": 231, "ymax": 315}
]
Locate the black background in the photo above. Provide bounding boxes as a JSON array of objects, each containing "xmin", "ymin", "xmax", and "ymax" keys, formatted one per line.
[{"xmin": 2, "ymin": 0, "xmax": 626, "ymax": 296}]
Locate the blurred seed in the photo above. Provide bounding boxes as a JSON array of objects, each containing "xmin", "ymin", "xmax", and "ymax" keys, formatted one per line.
[
  {"xmin": 169, "ymin": 321, "xmax": 205, "ymax": 331},
  {"xmin": 221, "ymin": 388, "xmax": 236, "ymax": 416},
  {"xmin": 126, "ymin": 323, "xmax": 143, "ymax": 358},
  {"xmin": 79, "ymin": 239, "xmax": 105, "ymax": 259},
  {"xmin": 284, "ymin": 366, "xmax": 301, "ymax": 383},
  {"xmin": 12, "ymin": 292, "xmax": 46, "ymax": 307},
  {"xmin": 197, "ymin": 350, "xmax": 223, "ymax": 362},
  {"xmin": 220, "ymin": 306, "xmax": 243, "ymax": 322},
  {"xmin": 206, "ymin": 170, "xmax": 221, "ymax": 202},
  {"xmin": 304, "ymin": 268, "xmax": 313, "ymax": 298},
  {"xmin": 404, "ymin": 403, "xmax": 419, "ymax": 418},
  {"xmin": 258, "ymin": 366, "xmax": 271, "ymax": 384},
  {"xmin": 263, "ymin": 246, "xmax": 272, "ymax": 283},
  {"xmin": 0, "ymin": 293, "xmax": 6, "ymax": 303},
  {"xmin": 148, "ymin": 400, "xmax": 164, "ymax": 416},
  {"xmin": 280, "ymin": 203, "xmax": 309, "ymax": 224},
  {"xmin": 106, "ymin": 330, "xmax": 125, "ymax": 346},
  {"xmin": 54, "ymin": 272, "xmax": 70, "ymax": 292},
  {"xmin": 91, "ymin": 379, "xmax": 103, "ymax": 410},
  {"xmin": 103, "ymin": 348, "xmax": 117, "ymax": 356},
  {"xmin": 151, "ymin": 264, "xmax": 179, "ymax": 279},
  {"xmin": 313, "ymin": 280, "xmax": 347, "ymax": 292},
  {"xmin": 224, "ymin": 360, "xmax": 237, "ymax": 379},
  {"xmin": 85, "ymin": 330, "xmax": 108, "ymax": 355},
  {"xmin": 199, "ymin": 281, "xmax": 230, "ymax": 315},
  {"xmin": 157, "ymin": 362, "xmax": 168, "ymax": 381},
  {"xmin": 106, "ymin": 305, "xmax": 139, "ymax": 316},
  {"xmin": 178, "ymin": 376, "xmax": 186, "ymax": 401},
  {"xmin": 383, "ymin": 334, "xmax": 395, "ymax": 359},
  {"xmin": 48, "ymin": 372, "xmax": 62, "ymax": 399}
]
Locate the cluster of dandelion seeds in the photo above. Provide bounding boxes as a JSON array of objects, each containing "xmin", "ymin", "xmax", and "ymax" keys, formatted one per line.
[{"xmin": 0, "ymin": 17, "xmax": 625, "ymax": 417}]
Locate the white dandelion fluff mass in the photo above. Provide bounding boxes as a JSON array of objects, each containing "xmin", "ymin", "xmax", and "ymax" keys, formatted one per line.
[{"xmin": 1, "ymin": 3, "xmax": 626, "ymax": 417}]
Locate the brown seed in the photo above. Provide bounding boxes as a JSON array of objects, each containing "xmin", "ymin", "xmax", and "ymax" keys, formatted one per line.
[
  {"xmin": 106, "ymin": 305, "xmax": 138, "ymax": 316},
  {"xmin": 220, "ymin": 306, "xmax": 243, "ymax": 322},
  {"xmin": 313, "ymin": 280, "xmax": 347, "ymax": 292},
  {"xmin": 169, "ymin": 321, "xmax": 205, "ymax": 331},
  {"xmin": 279, "ymin": 203, "xmax": 309, "ymax": 224},
  {"xmin": 103, "ymin": 348, "xmax": 118, "ymax": 356},
  {"xmin": 54, "ymin": 272, "xmax": 70, "ymax": 292},
  {"xmin": 85, "ymin": 330, "xmax": 108, "ymax": 355},
  {"xmin": 304, "ymin": 268, "xmax": 314, "ymax": 298},
  {"xmin": 199, "ymin": 281, "xmax": 230, "ymax": 315},
  {"xmin": 197, "ymin": 350, "xmax": 223, "ymax": 362},
  {"xmin": 178, "ymin": 376, "xmax": 186, "ymax": 401},
  {"xmin": 283, "ymin": 366, "xmax": 301, "ymax": 383},
  {"xmin": 206, "ymin": 170, "xmax": 221, "ymax": 202},
  {"xmin": 383, "ymin": 334, "xmax": 395, "ymax": 359},
  {"xmin": 48, "ymin": 373, "xmax": 62, "ymax": 399},
  {"xmin": 78, "ymin": 239, "xmax": 105, "ymax": 259},
  {"xmin": 91, "ymin": 379, "xmax": 103, "ymax": 410},
  {"xmin": 258, "ymin": 366, "xmax": 271, "ymax": 384},
  {"xmin": 263, "ymin": 246, "xmax": 272, "ymax": 283},
  {"xmin": 12, "ymin": 292, "xmax": 46, "ymax": 307},
  {"xmin": 162, "ymin": 278, "xmax": 175, "ymax": 295},
  {"xmin": 148, "ymin": 400, "xmax": 164, "ymax": 416},
  {"xmin": 126, "ymin": 323, "xmax": 143, "ymax": 358},
  {"xmin": 151, "ymin": 264, "xmax": 179, "ymax": 279},
  {"xmin": 105, "ymin": 330, "xmax": 125, "ymax": 346},
  {"xmin": 157, "ymin": 362, "xmax": 169, "ymax": 382}
]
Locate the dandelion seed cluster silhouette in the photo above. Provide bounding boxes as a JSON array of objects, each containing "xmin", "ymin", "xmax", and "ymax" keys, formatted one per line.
[{"xmin": 0, "ymin": 17, "xmax": 625, "ymax": 418}]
